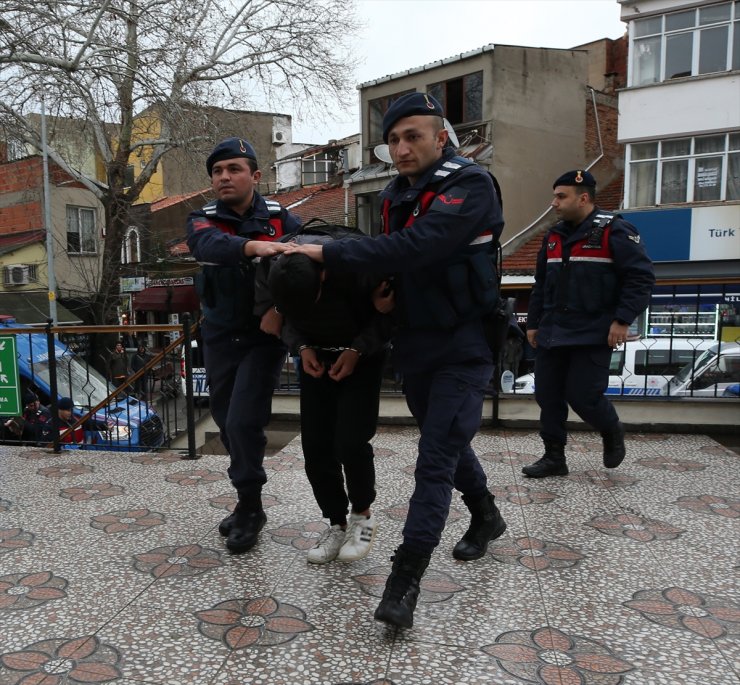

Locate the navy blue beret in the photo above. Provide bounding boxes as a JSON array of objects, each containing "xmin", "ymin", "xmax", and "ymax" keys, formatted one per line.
[
  {"xmin": 206, "ymin": 137, "xmax": 257, "ymax": 175},
  {"xmin": 22, "ymin": 389, "xmax": 38, "ymax": 405},
  {"xmin": 58, "ymin": 397, "xmax": 74, "ymax": 410},
  {"xmin": 382, "ymin": 92, "xmax": 445, "ymax": 143},
  {"xmin": 553, "ymin": 169, "xmax": 596, "ymax": 189}
]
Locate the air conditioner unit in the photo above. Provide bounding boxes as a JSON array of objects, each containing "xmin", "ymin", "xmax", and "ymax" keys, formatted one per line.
[
  {"xmin": 4, "ymin": 264, "xmax": 30, "ymax": 286},
  {"xmin": 272, "ymin": 129, "xmax": 287, "ymax": 145}
]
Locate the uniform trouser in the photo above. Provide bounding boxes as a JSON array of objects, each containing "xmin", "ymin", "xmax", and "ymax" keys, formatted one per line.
[
  {"xmin": 534, "ymin": 344, "xmax": 620, "ymax": 445},
  {"xmin": 203, "ymin": 333, "xmax": 286, "ymax": 501},
  {"xmin": 401, "ymin": 361, "xmax": 493, "ymax": 556},
  {"xmin": 299, "ymin": 352, "xmax": 385, "ymax": 525}
]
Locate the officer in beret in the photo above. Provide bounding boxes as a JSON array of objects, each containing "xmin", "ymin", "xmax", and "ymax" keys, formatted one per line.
[
  {"xmin": 523, "ymin": 170, "xmax": 655, "ymax": 479},
  {"xmin": 287, "ymin": 92, "xmax": 506, "ymax": 628},
  {"xmin": 187, "ymin": 137, "xmax": 299, "ymax": 554}
]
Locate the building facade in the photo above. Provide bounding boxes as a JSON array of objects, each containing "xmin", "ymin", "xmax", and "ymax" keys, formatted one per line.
[{"xmin": 618, "ymin": 0, "xmax": 740, "ymax": 342}]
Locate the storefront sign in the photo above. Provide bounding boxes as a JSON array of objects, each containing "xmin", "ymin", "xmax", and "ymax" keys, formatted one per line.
[
  {"xmin": 120, "ymin": 277, "xmax": 146, "ymax": 293},
  {"xmin": 146, "ymin": 277, "xmax": 194, "ymax": 288},
  {"xmin": 622, "ymin": 205, "xmax": 740, "ymax": 262}
]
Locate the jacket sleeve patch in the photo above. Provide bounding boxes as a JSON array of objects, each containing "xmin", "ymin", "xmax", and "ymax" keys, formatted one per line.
[
  {"xmin": 191, "ymin": 217, "xmax": 213, "ymax": 232},
  {"xmin": 429, "ymin": 186, "xmax": 469, "ymax": 214}
]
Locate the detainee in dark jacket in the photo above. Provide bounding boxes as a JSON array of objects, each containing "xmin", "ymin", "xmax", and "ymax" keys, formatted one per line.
[
  {"xmin": 186, "ymin": 137, "xmax": 297, "ymax": 555},
  {"xmin": 522, "ymin": 169, "xmax": 655, "ymax": 480},
  {"xmin": 255, "ymin": 227, "xmax": 392, "ymax": 565}
]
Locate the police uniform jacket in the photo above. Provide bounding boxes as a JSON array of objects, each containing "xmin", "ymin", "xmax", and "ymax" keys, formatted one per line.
[
  {"xmin": 527, "ymin": 208, "xmax": 655, "ymax": 348},
  {"xmin": 322, "ymin": 148, "xmax": 504, "ymax": 374},
  {"xmin": 186, "ymin": 194, "xmax": 301, "ymax": 337},
  {"xmin": 255, "ymin": 233, "xmax": 391, "ymax": 357}
]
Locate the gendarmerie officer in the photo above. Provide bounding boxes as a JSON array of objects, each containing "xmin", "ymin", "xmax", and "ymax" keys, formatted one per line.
[
  {"xmin": 523, "ymin": 170, "xmax": 655, "ymax": 478},
  {"xmin": 186, "ymin": 137, "xmax": 299, "ymax": 554},
  {"xmin": 287, "ymin": 93, "xmax": 506, "ymax": 628}
]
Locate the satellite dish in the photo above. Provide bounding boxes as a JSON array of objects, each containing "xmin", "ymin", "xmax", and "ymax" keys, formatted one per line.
[
  {"xmin": 443, "ymin": 119, "xmax": 460, "ymax": 148},
  {"xmin": 374, "ymin": 144, "xmax": 393, "ymax": 164}
]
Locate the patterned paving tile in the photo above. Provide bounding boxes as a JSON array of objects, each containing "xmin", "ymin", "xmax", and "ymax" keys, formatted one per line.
[{"xmin": 0, "ymin": 427, "xmax": 737, "ymax": 685}]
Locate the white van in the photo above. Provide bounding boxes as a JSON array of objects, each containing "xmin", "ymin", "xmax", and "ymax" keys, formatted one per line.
[
  {"xmin": 512, "ymin": 338, "xmax": 714, "ymax": 396},
  {"xmin": 180, "ymin": 339, "xmax": 209, "ymax": 399},
  {"xmin": 662, "ymin": 342, "xmax": 740, "ymax": 397}
]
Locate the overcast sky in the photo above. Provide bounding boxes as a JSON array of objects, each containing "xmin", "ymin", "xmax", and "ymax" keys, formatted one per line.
[{"xmin": 291, "ymin": 0, "xmax": 627, "ymax": 143}]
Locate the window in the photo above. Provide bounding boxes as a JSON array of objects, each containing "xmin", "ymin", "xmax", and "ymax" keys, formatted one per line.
[
  {"xmin": 631, "ymin": 2, "xmax": 739, "ymax": 85},
  {"xmin": 634, "ymin": 348, "xmax": 707, "ymax": 376},
  {"xmin": 66, "ymin": 206, "xmax": 97, "ymax": 254},
  {"xmin": 427, "ymin": 71, "xmax": 483, "ymax": 125},
  {"xmin": 302, "ymin": 152, "xmax": 334, "ymax": 186},
  {"xmin": 367, "ymin": 90, "xmax": 414, "ymax": 145},
  {"xmin": 122, "ymin": 227, "xmax": 140, "ymax": 264},
  {"xmin": 626, "ymin": 132, "xmax": 740, "ymax": 206}
]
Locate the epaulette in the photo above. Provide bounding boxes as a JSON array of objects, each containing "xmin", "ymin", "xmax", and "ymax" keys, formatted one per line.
[
  {"xmin": 264, "ymin": 199, "xmax": 283, "ymax": 215},
  {"xmin": 202, "ymin": 201, "xmax": 218, "ymax": 216}
]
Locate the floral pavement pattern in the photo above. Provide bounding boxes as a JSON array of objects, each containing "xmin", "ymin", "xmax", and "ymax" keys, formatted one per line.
[
  {"xmin": 673, "ymin": 494, "xmax": 740, "ymax": 519},
  {"xmin": 165, "ymin": 468, "xmax": 226, "ymax": 486},
  {"xmin": 263, "ymin": 452, "xmax": 304, "ymax": 471},
  {"xmin": 483, "ymin": 626, "xmax": 633, "ymax": 684},
  {"xmin": 196, "ymin": 596, "xmax": 313, "ymax": 649},
  {"xmin": 382, "ymin": 502, "xmax": 461, "ymax": 522},
  {"xmin": 0, "ymin": 635, "xmax": 122, "ymax": 684},
  {"xmin": 0, "ymin": 528, "xmax": 34, "ymax": 555},
  {"xmin": 585, "ymin": 512, "xmax": 685, "ymax": 542},
  {"xmin": 130, "ymin": 450, "xmax": 183, "ymax": 465},
  {"xmin": 624, "ymin": 587, "xmax": 740, "ymax": 639},
  {"xmin": 132, "ymin": 544, "xmax": 223, "ymax": 578},
  {"xmin": 490, "ymin": 484, "xmax": 559, "ymax": 506},
  {"xmin": 37, "ymin": 463, "xmax": 94, "ymax": 478},
  {"xmin": 267, "ymin": 521, "xmax": 326, "ymax": 550},
  {"xmin": 90, "ymin": 508, "xmax": 166, "ymax": 534},
  {"xmin": 59, "ymin": 482, "xmax": 125, "ymax": 502},
  {"xmin": 635, "ymin": 456, "xmax": 707, "ymax": 472},
  {"xmin": 488, "ymin": 536, "xmax": 585, "ymax": 571},
  {"xmin": 0, "ymin": 571, "xmax": 67, "ymax": 610},
  {"xmin": 353, "ymin": 567, "xmax": 464, "ymax": 602},
  {"xmin": 567, "ymin": 470, "xmax": 639, "ymax": 489},
  {"xmin": 480, "ymin": 450, "xmax": 534, "ymax": 466}
]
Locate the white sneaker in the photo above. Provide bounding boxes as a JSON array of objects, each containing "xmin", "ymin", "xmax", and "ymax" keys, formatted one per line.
[
  {"xmin": 306, "ymin": 524, "xmax": 346, "ymax": 564},
  {"xmin": 337, "ymin": 513, "xmax": 377, "ymax": 562}
]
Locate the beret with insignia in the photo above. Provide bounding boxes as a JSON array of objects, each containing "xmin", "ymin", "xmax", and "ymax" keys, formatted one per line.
[
  {"xmin": 382, "ymin": 92, "xmax": 445, "ymax": 143},
  {"xmin": 206, "ymin": 137, "xmax": 258, "ymax": 176},
  {"xmin": 553, "ymin": 169, "xmax": 596, "ymax": 189}
]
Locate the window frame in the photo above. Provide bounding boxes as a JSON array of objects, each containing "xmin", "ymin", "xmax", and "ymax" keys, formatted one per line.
[
  {"xmin": 66, "ymin": 205, "xmax": 98, "ymax": 255},
  {"xmin": 367, "ymin": 89, "xmax": 415, "ymax": 147},
  {"xmin": 629, "ymin": 1, "xmax": 739, "ymax": 86},
  {"xmin": 625, "ymin": 132, "xmax": 740, "ymax": 207},
  {"xmin": 427, "ymin": 71, "xmax": 484, "ymax": 126}
]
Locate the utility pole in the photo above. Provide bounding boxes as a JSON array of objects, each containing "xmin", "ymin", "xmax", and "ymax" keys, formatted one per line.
[{"xmin": 41, "ymin": 98, "xmax": 58, "ymax": 324}]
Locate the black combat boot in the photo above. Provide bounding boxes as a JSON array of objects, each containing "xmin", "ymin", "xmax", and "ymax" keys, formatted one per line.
[
  {"xmin": 452, "ymin": 492, "xmax": 507, "ymax": 561},
  {"xmin": 521, "ymin": 442, "xmax": 568, "ymax": 478},
  {"xmin": 374, "ymin": 548, "xmax": 431, "ymax": 629},
  {"xmin": 218, "ymin": 501, "xmax": 242, "ymax": 537},
  {"xmin": 225, "ymin": 497, "xmax": 267, "ymax": 554},
  {"xmin": 602, "ymin": 421, "xmax": 626, "ymax": 468}
]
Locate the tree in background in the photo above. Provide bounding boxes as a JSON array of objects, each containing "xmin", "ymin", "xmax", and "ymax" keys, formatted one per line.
[{"xmin": 0, "ymin": 0, "xmax": 358, "ymax": 323}]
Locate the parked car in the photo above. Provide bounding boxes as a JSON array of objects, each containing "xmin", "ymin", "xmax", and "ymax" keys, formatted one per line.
[
  {"xmin": 0, "ymin": 318, "xmax": 164, "ymax": 450},
  {"xmin": 512, "ymin": 337, "xmax": 714, "ymax": 396},
  {"xmin": 180, "ymin": 339, "xmax": 208, "ymax": 399},
  {"xmin": 662, "ymin": 342, "xmax": 740, "ymax": 397}
]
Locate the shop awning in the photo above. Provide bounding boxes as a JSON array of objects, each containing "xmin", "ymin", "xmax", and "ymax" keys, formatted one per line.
[
  {"xmin": 132, "ymin": 285, "xmax": 199, "ymax": 313},
  {"xmin": 0, "ymin": 292, "xmax": 82, "ymax": 325}
]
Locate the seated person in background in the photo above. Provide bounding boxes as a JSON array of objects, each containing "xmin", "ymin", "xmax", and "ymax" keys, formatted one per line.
[
  {"xmin": 21, "ymin": 390, "xmax": 53, "ymax": 445},
  {"xmin": 258, "ymin": 228, "xmax": 391, "ymax": 565}
]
